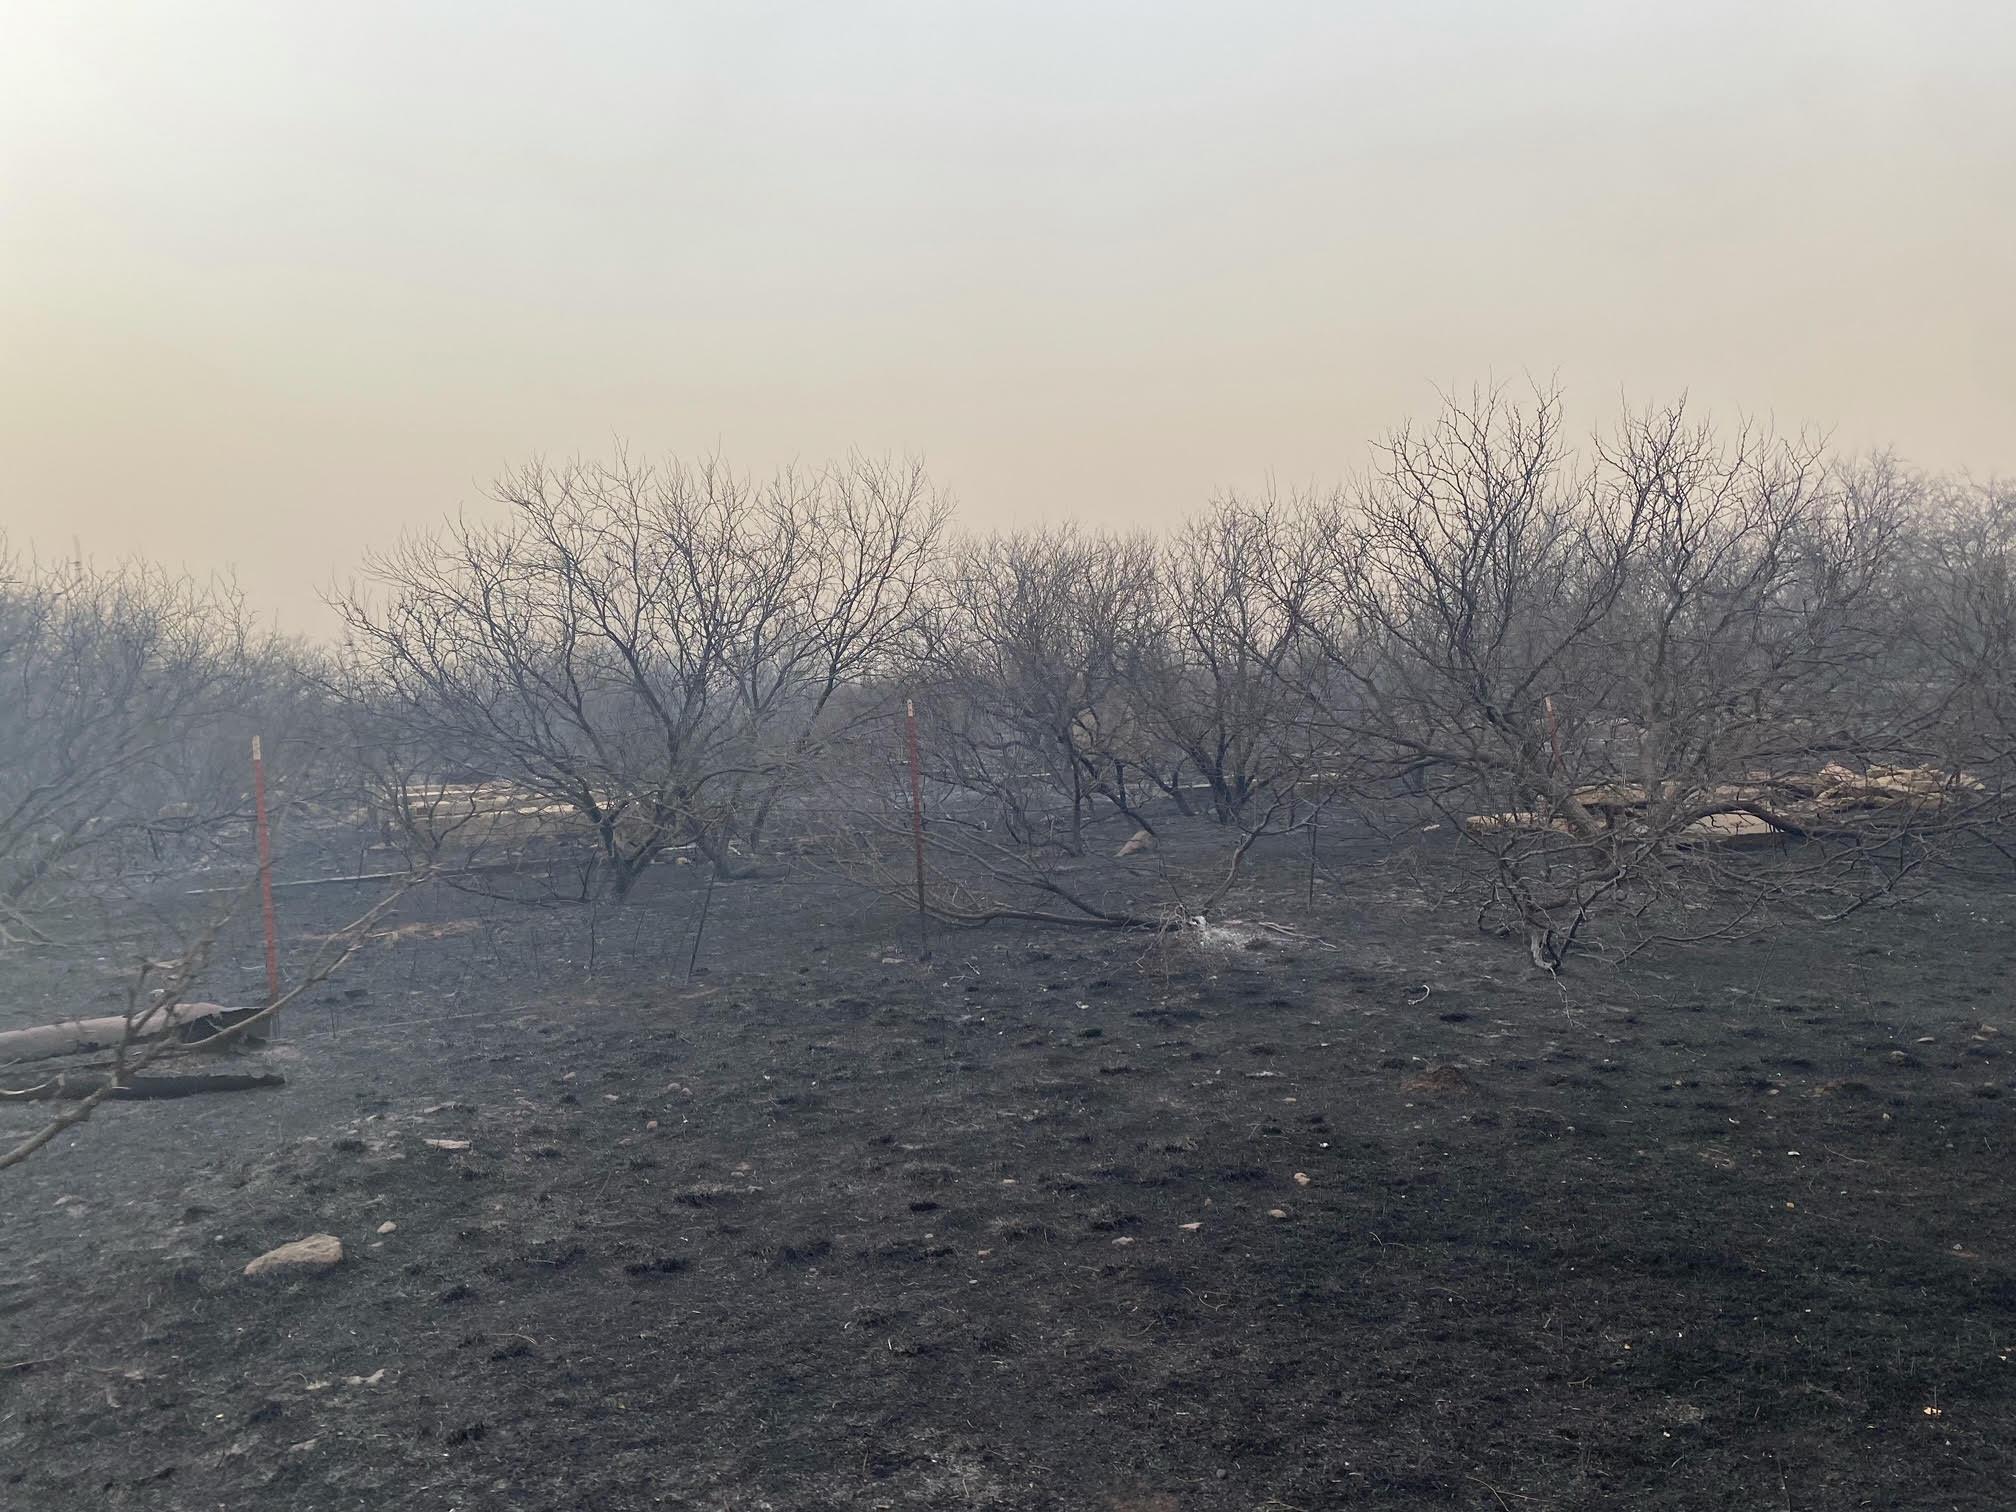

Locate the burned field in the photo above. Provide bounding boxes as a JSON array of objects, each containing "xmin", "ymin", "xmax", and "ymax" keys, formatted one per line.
[{"xmin": 5, "ymin": 826, "xmax": 2016, "ymax": 1511}]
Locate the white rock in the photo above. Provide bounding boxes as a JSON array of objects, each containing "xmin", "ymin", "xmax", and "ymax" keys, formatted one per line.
[{"xmin": 244, "ymin": 1234, "xmax": 343, "ymax": 1278}]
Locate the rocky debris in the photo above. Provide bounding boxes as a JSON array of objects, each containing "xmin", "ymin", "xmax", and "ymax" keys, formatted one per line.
[{"xmin": 243, "ymin": 1234, "xmax": 343, "ymax": 1278}]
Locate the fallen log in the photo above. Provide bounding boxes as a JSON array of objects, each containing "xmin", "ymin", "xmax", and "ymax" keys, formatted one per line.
[
  {"xmin": 0, "ymin": 1071, "xmax": 285, "ymax": 1102},
  {"xmin": 0, "ymin": 1004, "xmax": 260, "ymax": 1066}
]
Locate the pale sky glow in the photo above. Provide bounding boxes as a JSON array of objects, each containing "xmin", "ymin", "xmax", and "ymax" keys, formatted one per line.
[{"xmin": 3, "ymin": 2, "xmax": 2011, "ymax": 634}]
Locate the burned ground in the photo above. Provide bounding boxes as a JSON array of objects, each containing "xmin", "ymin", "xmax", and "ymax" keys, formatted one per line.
[{"xmin": 4, "ymin": 826, "xmax": 2015, "ymax": 1510}]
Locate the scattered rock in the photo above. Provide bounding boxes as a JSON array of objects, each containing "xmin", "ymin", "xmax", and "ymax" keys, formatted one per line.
[
  {"xmin": 1267, "ymin": 1208, "xmax": 1290, "ymax": 1220},
  {"xmin": 1117, "ymin": 829, "xmax": 1155, "ymax": 858},
  {"xmin": 424, "ymin": 1138, "xmax": 472, "ymax": 1152},
  {"xmin": 376, "ymin": 1220, "xmax": 397, "ymax": 1235},
  {"xmin": 1292, "ymin": 1172, "xmax": 1312, "ymax": 1186},
  {"xmin": 244, "ymin": 1234, "xmax": 343, "ymax": 1278}
]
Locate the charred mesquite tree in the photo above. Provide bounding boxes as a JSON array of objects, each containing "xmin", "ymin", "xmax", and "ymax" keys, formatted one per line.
[{"xmin": 335, "ymin": 453, "xmax": 946, "ymax": 897}]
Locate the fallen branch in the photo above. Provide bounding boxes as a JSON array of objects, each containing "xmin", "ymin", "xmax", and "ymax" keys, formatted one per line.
[
  {"xmin": 185, "ymin": 860, "xmax": 527, "ymax": 895},
  {"xmin": 1, "ymin": 876, "xmax": 417, "ymax": 1172},
  {"xmin": 0, "ymin": 1071, "xmax": 285, "ymax": 1102}
]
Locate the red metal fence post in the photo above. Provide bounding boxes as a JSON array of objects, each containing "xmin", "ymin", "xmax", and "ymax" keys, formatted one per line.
[
  {"xmin": 905, "ymin": 700, "xmax": 930, "ymax": 960},
  {"xmin": 252, "ymin": 735, "xmax": 281, "ymax": 1013}
]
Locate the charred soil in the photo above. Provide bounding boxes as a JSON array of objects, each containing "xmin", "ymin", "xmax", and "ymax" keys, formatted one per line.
[{"xmin": 4, "ymin": 826, "xmax": 2015, "ymax": 1509}]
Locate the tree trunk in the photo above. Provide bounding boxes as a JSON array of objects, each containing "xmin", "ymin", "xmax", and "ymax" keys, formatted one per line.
[{"xmin": 1067, "ymin": 749, "xmax": 1085, "ymax": 855}]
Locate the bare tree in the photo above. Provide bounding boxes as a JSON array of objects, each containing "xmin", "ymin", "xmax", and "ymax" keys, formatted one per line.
[
  {"xmin": 1292, "ymin": 389, "xmax": 1965, "ymax": 967},
  {"xmin": 1131, "ymin": 495, "xmax": 1326, "ymax": 823},
  {"xmin": 0, "ymin": 545, "xmax": 301, "ymax": 943},
  {"xmin": 917, "ymin": 527, "xmax": 1163, "ymax": 852},
  {"xmin": 334, "ymin": 451, "xmax": 947, "ymax": 896},
  {"xmin": 1890, "ymin": 472, "xmax": 2016, "ymax": 849}
]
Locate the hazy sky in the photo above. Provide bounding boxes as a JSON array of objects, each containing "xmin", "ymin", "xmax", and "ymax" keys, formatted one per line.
[{"xmin": 4, "ymin": 2, "xmax": 2011, "ymax": 636}]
